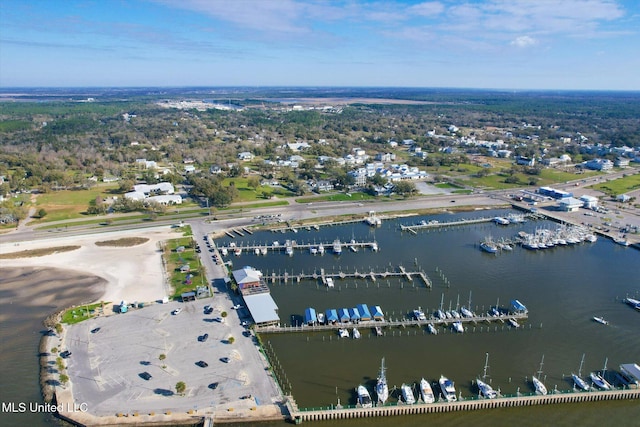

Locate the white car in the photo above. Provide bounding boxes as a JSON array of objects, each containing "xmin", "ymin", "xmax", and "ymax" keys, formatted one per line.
[
  {"xmin": 172, "ymin": 308, "xmax": 182, "ymax": 315},
  {"xmin": 232, "ymin": 304, "xmax": 242, "ymax": 310}
]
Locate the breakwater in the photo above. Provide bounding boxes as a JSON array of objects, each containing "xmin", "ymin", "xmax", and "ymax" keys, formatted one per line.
[{"xmin": 288, "ymin": 388, "xmax": 640, "ymax": 423}]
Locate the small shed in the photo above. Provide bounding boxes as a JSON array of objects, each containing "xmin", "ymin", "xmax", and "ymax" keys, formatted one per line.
[
  {"xmin": 181, "ymin": 291, "xmax": 196, "ymax": 302},
  {"xmin": 325, "ymin": 309, "xmax": 339, "ymax": 324},
  {"xmin": 179, "ymin": 264, "xmax": 191, "ymax": 273},
  {"xmin": 338, "ymin": 308, "xmax": 350, "ymax": 323},
  {"xmin": 304, "ymin": 307, "xmax": 317, "ymax": 325},
  {"xmin": 357, "ymin": 304, "xmax": 372, "ymax": 321}
]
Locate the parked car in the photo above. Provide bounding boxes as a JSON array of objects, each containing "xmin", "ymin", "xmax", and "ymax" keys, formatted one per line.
[
  {"xmin": 220, "ymin": 357, "xmax": 230, "ymax": 364},
  {"xmin": 208, "ymin": 382, "xmax": 219, "ymax": 390},
  {"xmin": 90, "ymin": 327, "xmax": 101, "ymax": 334},
  {"xmin": 196, "ymin": 360, "xmax": 209, "ymax": 368},
  {"xmin": 172, "ymin": 308, "xmax": 182, "ymax": 315},
  {"xmin": 199, "ymin": 333, "xmax": 209, "ymax": 342},
  {"xmin": 139, "ymin": 372, "xmax": 152, "ymax": 381}
]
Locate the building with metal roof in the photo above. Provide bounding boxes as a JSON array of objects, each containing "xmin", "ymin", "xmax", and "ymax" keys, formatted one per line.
[{"xmin": 243, "ymin": 293, "xmax": 279, "ymax": 327}]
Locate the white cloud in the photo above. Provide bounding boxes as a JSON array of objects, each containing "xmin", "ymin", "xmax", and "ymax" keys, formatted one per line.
[
  {"xmin": 510, "ymin": 35, "xmax": 538, "ymax": 48},
  {"xmin": 408, "ymin": 2, "xmax": 445, "ymax": 17}
]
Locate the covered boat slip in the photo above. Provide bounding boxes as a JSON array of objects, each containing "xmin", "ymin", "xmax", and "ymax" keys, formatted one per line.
[
  {"xmin": 304, "ymin": 307, "xmax": 317, "ymax": 325},
  {"xmin": 356, "ymin": 304, "xmax": 372, "ymax": 321},
  {"xmin": 325, "ymin": 309, "xmax": 339, "ymax": 324},
  {"xmin": 510, "ymin": 299, "xmax": 527, "ymax": 313},
  {"xmin": 304, "ymin": 305, "xmax": 384, "ymax": 325}
]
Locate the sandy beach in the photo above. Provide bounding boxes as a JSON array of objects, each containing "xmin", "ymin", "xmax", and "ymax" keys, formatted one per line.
[{"xmin": 0, "ymin": 226, "xmax": 179, "ymax": 304}]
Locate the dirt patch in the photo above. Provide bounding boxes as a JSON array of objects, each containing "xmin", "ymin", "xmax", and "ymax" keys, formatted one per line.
[
  {"xmin": 0, "ymin": 245, "xmax": 81, "ymax": 259},
  {"xmin": 94, "ymin": 237, "xmax": 149, "ymax": 247}
]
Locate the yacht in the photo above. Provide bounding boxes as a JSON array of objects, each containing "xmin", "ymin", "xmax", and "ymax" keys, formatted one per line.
[
  {"xmin": 401, "ymin": 383, "xmax": 416, "ymax": 404},
  {"xmin": 493, "ymin": 216, "xmax": 510, "ymax": 225},
  {"xmin": 624, "ymin": 297, "xmax": 640, "ymax": 311},
  {"xmin": 477, "ymin": 353, "xmax": 498, "ymax": 399},
  {"xmin": 352, "ymin": 328, "xmax": 361, "ymax": 339},
  {"xmin": 338, "ymin": 328, "xmax": 349, "ymax": 338},
  {"xmin": 333, "ymin": 239, "xmax": 342, "ymax": 254},
  {"xmin": 480, "ymin": 240, "xmax": 499, "ymax": 254},
  {"xmin": 376, "ymin": 358, "xmax": 389, "ymax": 404},
  {"xmin": 438, "ymin": 375, "xmax": 457, "ymax": 402},
  {"xmin": 427, "ymin": 324, "xmax": 438, "ymax": 335},
  {"xmin": 532, "ymin": 355, "xmax": 548, "ymax": 395},
  {"xmin": 285, "ymin": 245, "xmax": 294, "ymax": 256},
  {"xmin": 420, "ymin": 378, "xmax": 435, "ymax": 403},
  {"xmin": 572, "ymin": 354, "xmax": 590, "ymax": 391},
  {"xmin": 220, "ymin": 247, "xmax": 228, "ymax": 256},
  {"xmin": 452, "ymin": 321, "xmax": 464, "ymax": 333},
  {"xmin": 413, "ymin": 307, "xmax": 427, "ymax": 321},
  {"xmin": 356, "ymin": 385, "xmax": 373, "ymax": 408},
  {"xmin": 508, "ymin": 318, "xmax": 520, "ymax": 328},
  {"xmin": 592, "ymin": 316, "xmax": 609, "ymax": 325}
]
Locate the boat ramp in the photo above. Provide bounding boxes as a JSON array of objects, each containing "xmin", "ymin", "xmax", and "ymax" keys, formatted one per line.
[{"xmin": 265, "ymin": 265, "xmax": 432, "ymax": 288}]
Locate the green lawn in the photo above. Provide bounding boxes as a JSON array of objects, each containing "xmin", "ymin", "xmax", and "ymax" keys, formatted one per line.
[
  {"xmin": 295, "ymin": 192, "xmax": 376, "ymax": 204},
  {"xmin": 222, "ymin": 177, "xmax": 294, "ymax": 202},
  {"xmin": 34, "ymin": 184, "xmax": 119, "ymax": 223},
  {"xmin": 164, "ymin": 237, "xmax": 207, "ymax": 298},
  {"xmin": 592, "ymin": 172, "xmax": 640, "ymax": 196},
  {"xmin": 61, "ymin": 302, "xmax": 109, "ymax": 324}
]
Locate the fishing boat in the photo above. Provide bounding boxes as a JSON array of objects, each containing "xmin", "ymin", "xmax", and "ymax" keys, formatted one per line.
[
  {"xmin": 338, "ymin": 328, "xmax": 349, "ymax": 338},
  {"xmin": 592, "ymin": 316, "xmax": 609, "ymax": 325},
  {"xmin": 356, "ymin": 385, "xmax": 373, "ymax": 408},
  {"xmin": 438, "ymin": 375, "xmax": 457, "ymax": 402},
  {"xmin": 624, "ymin": 297, "xmax": 640, "ymax": 311},
  {"xmin": 352, "ymin": 328, "xmax": 361, "ymax": 339},
  {"xmin": 325, "ymin": 277, "xmax": 334, "ymax": 288},
  {"xmin": 572, "ymin": 354, "xmax": 590, "ymax": 391},
  {"xmin": 532, "ymin": 355, "xmax": 548, "ymax": 395},
  {"xmin": 508, "ymin": 318, "xmax": 520, "ymax": 328},
  {"xmin": 427, "ymin": 324, "xmax": 438, "ymax": 335},
  {"xmin": 333, "ymin": 239, "xmax": 342, "ymax": 255},
  {"xmin": 420, "ymin": 378, "xmax": 435, "ymax": 403},
  {"xmin": 452, "ymin": 321, "xmax": 464, "ymax": 333},
  {"xmin": 317, "ymin": 244, "xmax": 325, "ymax": 255},
  {"xmin": 477, "ymin": 353, "xmax": 498, "ymax": 399},
  {"xmin": 480, "ymin": 240, "xmax": 499, "ymax": 254},
  {"xmin": 590, "ymin": 358, "xmax": 612, "ymax": 390},
  {"xmin": 493, "ymin": 216, "xmax": 510, "ymax": 225},
  {"xmin": 613, "ymin": 236, "xmax": 630, "ymax": 246},
  {"xmin": 401, "ymin": 383, "xmax": 415, "ymax": 404},
  {"xmin": 376, "ymin": 358, "xmax": 389, "ymax": 404},
  {"xmin": 413, "ymin": 307, "xmax": 427, "ymax": 321}
]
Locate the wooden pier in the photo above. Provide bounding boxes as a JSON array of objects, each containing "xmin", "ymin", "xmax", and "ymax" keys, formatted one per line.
[
  {"xmin": 265, "ymin": 265, "xmax": 431, "ymax": 288},
  {"xmin": 217, "ymin": 239, "xmax": 380, "ymax": 254},
  {"xmin": 257, "ymin": 312, "xmax": 527, "ymax": 333},
  {"xmin": 400, "ymin": 217, "xmax": 494, "ymax": 233},
  {"xmin": 286, "ymin": 388, "xmax": 640, "ymax": 423}
]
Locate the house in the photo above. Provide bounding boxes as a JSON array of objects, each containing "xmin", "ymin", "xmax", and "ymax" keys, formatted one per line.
[
  {"xmin": 238, "ymin": 152, "xmax": 255, "ymax": 161},
  {"xmin": 580, "ymin": 195, "xmax": 598, "ymax": 209},
  {"xmin": 615, "ymin": 157, "xmax": 630, "ymax": 167},
  {"xmin": 348, "ymin": 168, "xmax": 368, "ymax": 187},
  {"xmin": 616, "ymin": 194, "xmax": 631, "ymax": 203},
  {"xmin": 584, "ymin": 158, "xmax": 613, "ymax": 171},
  {"xmin": 388, "ymin": 140, "xmax": 398, "ymax": 148},
  {"xmin": 516, "ymin": 156, "xmax": 536, "ymax": 166},
  {"xmin": 209, "ymin": 165, "xmax": 223, "ymax": 174},
  {"xmin": 184, "ymin": 165, "xmax": 196, "ymax": 174},
  {"xmin": 558, "ymin": 197, "xmax": 583, "ymax": 212},
  {"xmin": 287, "ymin": 142, "xmax": 310, "ymax": 152},
  {"xmin": 232, "ymin": 266, "xmax": 269, "ymax": 295},
  {"xmin": 315, "ymin": 180, "xmax": 334, "ymax": 192}
]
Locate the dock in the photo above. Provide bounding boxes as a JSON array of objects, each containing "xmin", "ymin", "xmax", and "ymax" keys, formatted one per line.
[
  {"xmin": 400, "ymin": 217, "xmax": 494, "ymax": 233},
  {"xmin": 257, "ymin": 312, "xmax": 527, "ymax": 333},
  {"xmin": 217, "ymin": 240, "xmax": 380, "ymax": 254},
  {"xmin": 266, "ymin": 265, "xmax": 431, "ymax": 288}
]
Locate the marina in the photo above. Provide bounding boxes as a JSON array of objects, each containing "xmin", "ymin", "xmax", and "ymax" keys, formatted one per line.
[{"xmin": 216, "ymin": 238, "xmax": 380, "ymax": 255}]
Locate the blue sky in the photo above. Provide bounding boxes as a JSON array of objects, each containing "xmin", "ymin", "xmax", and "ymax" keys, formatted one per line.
[{"xmin": 1, "ymin": 0, "xmax": 639, "ymax": 89}]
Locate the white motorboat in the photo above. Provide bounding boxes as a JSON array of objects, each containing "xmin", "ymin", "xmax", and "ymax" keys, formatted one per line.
[
  {"xmin": 376, "ymin": 358, "xmax": 389, "ymax": 404},
  {"xmin": 460, "ymin": 307, "xmax": 474, "ymax": 318},
  {"xmin": 260, "ymin": 247, "xmax": 268, "ymax": 255},
  {"xmin": 333, "ymin": 239, "xmax": 342, "ymax": 254},
  {"xmin": 371, "ymin": 242, "xmax": 379, "ymax": 252},
  {"xmin": 310, "ymin": 247, "xmax": 318, "ymax": 255},
  {"xmin": 254, "ymin": 248, "xmax": 260, "ymax": 255},
  {"xmin": 349, "ymin": 239, "xmax": 358, "ymax": 252},
  {"xmin": 427, "ymin": 324, "xmax": 438, "ymax": 335},
  {"xmin": 356, "ymin": 385, "xmax": 373, "ymax": 408},
  {"xmin": 318, "ymin": 244, "xmax": 325, "ymax": 254},
  {"xmin": 317, "ymin": 312, "xmax": 325, "ymax": 324},
  {"xmin": 420, "ymin": 378, "xmax": 435, "ymax": 403},
  {"xmin": 401, "ymin": 383, "xmax": 415, "ymax": 404},
  {"xmin": 438, "ymin": 375, "xmax": 457, "ymax": 402},
  {"xmin": 375, "ymin": 326, "xmax": 383, "ymax": 336},
  {"xmin": 592, "ymin": 316, "xmax": 609, "ymax": 325},
  {"xmin": 452, "ymin": 322, "xmax": 464, "ymax": 333},
  {"xmin": 285, "ymin": 245, "xmax": 294, "ymax": 256},
  {"xmin": 325, "ymin": 277, "xmax": 335, "ymax": 288},
  {"xmin": 352, "ymin": 328, "xmax": 361, "ymax": 339},
  {"xmin": 234, "ymin": 247, "xmax": 242, "ymax": 256},
  {"xmin": 508, "ymin": 318, "xmax": 520, "ymax": 328},
  {"xmin": 220, "ymin": 247, "xmax": 228, "ymax": 256},
  {"xmin": 338, "ymin": 328, "xmax": 349, "ymax": 338},
  {"xmin": 413, "ymin": 307, "xmax": 427, "ymax": 321}
]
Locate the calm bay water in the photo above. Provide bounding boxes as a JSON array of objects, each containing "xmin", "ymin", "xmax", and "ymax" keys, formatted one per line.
[
  {"xmin": 1, "ymin": 209, "xmax": 638, "ymax": 426},
  {"xmin": 225, "ymin": 209, "xmax": 640, "ymax": 425}
]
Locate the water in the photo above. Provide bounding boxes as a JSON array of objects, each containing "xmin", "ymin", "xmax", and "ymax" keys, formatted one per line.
[
  {"xmin": 1, "ymin": 209, "xmax": 638, "ymax": 426},
  {"xmin": 221, "ymin": 209, "xmax": 640, "ymax": 424}
]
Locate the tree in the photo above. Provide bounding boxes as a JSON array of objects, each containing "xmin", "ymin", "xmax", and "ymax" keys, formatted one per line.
[
  {"xmin": 37, "ymin": 208, "xmax": 47, "ymax": 218},
  {"xmin": 176, "ymin": 381, "xmax": 186, "ymax": 394},
  {"xmin": 394, "ymin": 181, "xmax": 417, "ymax": 196},
  {"xmin": 247, "ymin": 176, "xmax": 261, "ymax": 191},
  {"xmin": 227, "ymin": 336, "xmax": 235, "ymax": 344},
  {"xmin": 159, "ymin": 353, "xmax": 166, "ymax": 361}
]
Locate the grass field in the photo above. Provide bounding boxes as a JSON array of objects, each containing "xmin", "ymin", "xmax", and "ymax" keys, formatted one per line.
[
  {"xmin": 592, "ymin": 173, "xmax": 640, "ymax": 196},
  {"xmin": 295, "ymin": 192, "xmax": 377, "ymax": 203},
  {"xmin": 222, "ymin": 177, "xmax": 294, "ymax": 202},
  {"xmin": 34, "ymin": 184, "xmax": 119, "ymax": 223},
  {"xmin": 61, "ymin": 302, "xmax": 109, "ymax": 325},
  {"xmin": 163, "ymin": 237, "xmax": 206, "ymax": 298}
]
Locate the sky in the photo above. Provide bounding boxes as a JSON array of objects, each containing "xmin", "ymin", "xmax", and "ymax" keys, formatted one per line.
[{"xmin": 1, "ymin": 0, "xmax": 639, "ymax": 90}]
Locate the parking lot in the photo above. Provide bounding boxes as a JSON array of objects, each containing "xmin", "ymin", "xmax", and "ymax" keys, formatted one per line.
[{"xmin": 64, "ymin": 298, "xmax": 281, "ymax": 416}]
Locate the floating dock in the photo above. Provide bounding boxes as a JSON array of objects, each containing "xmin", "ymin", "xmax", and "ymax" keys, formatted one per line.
[
  {"xmin": 218, "ymin": 240, "xmax": 379, "ymax": 254},
  {"xmin": 266, "ymin": 265, "xmax": 431, "ymax": 288}
]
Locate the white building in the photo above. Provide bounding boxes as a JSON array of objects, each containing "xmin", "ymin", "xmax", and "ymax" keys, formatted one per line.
[
  {"xmin": 558, "ymin": 197, "xmax": 583, "ymax": 212},
  {"xmin": 580, "ymin": 195, "xmax": 598, "ymax": 209}
]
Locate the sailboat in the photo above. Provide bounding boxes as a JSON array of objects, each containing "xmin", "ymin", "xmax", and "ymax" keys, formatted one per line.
[
  {"xmin": 376, "ymin": 358, "xmax": 389, "ymax": 404},
  {"xmin": 572, "ymin": 353, "xmax": 590, "ymax": 391},
  {"xmin": 532, "ymin": 355, "xmax": 548, "ymax": 395},
  {"xmin": 590, "ymin": 357, "xmax": 612, "ymax": 390},
  {"xmin": 476, "ymin": 353, "xmax": 498, "ymax": 399}
]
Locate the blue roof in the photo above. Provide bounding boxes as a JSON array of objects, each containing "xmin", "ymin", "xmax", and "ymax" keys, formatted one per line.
[
  {"xmin": 357, "ymin": 304, "xmax": 372, "ymax": 320},
  {"xmin": 304, "ymin": 307, "xmax": 317, "ymax": 324},
  {"xmin": 349, "ymin": 307, "xmax": 361, "ymax": 321},
  {"xmin": 325, "ymin": 309, "xmax": 339, "ymax": 322},
  {"xmin": 511, "ymin": 299, "xmax": 527, "ymax": 312},
  {"xmin": 371, "ymin": 305, "xmax": 384, "ymax": 319},
  {"xmin": 338, "ymin": 308, "xmax": 350, "ymax": 322}
]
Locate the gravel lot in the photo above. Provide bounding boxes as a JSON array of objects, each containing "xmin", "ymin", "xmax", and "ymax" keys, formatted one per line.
[{"xmin": 64, "ymin": 297, "xmax": 281, "ymax": 416}]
